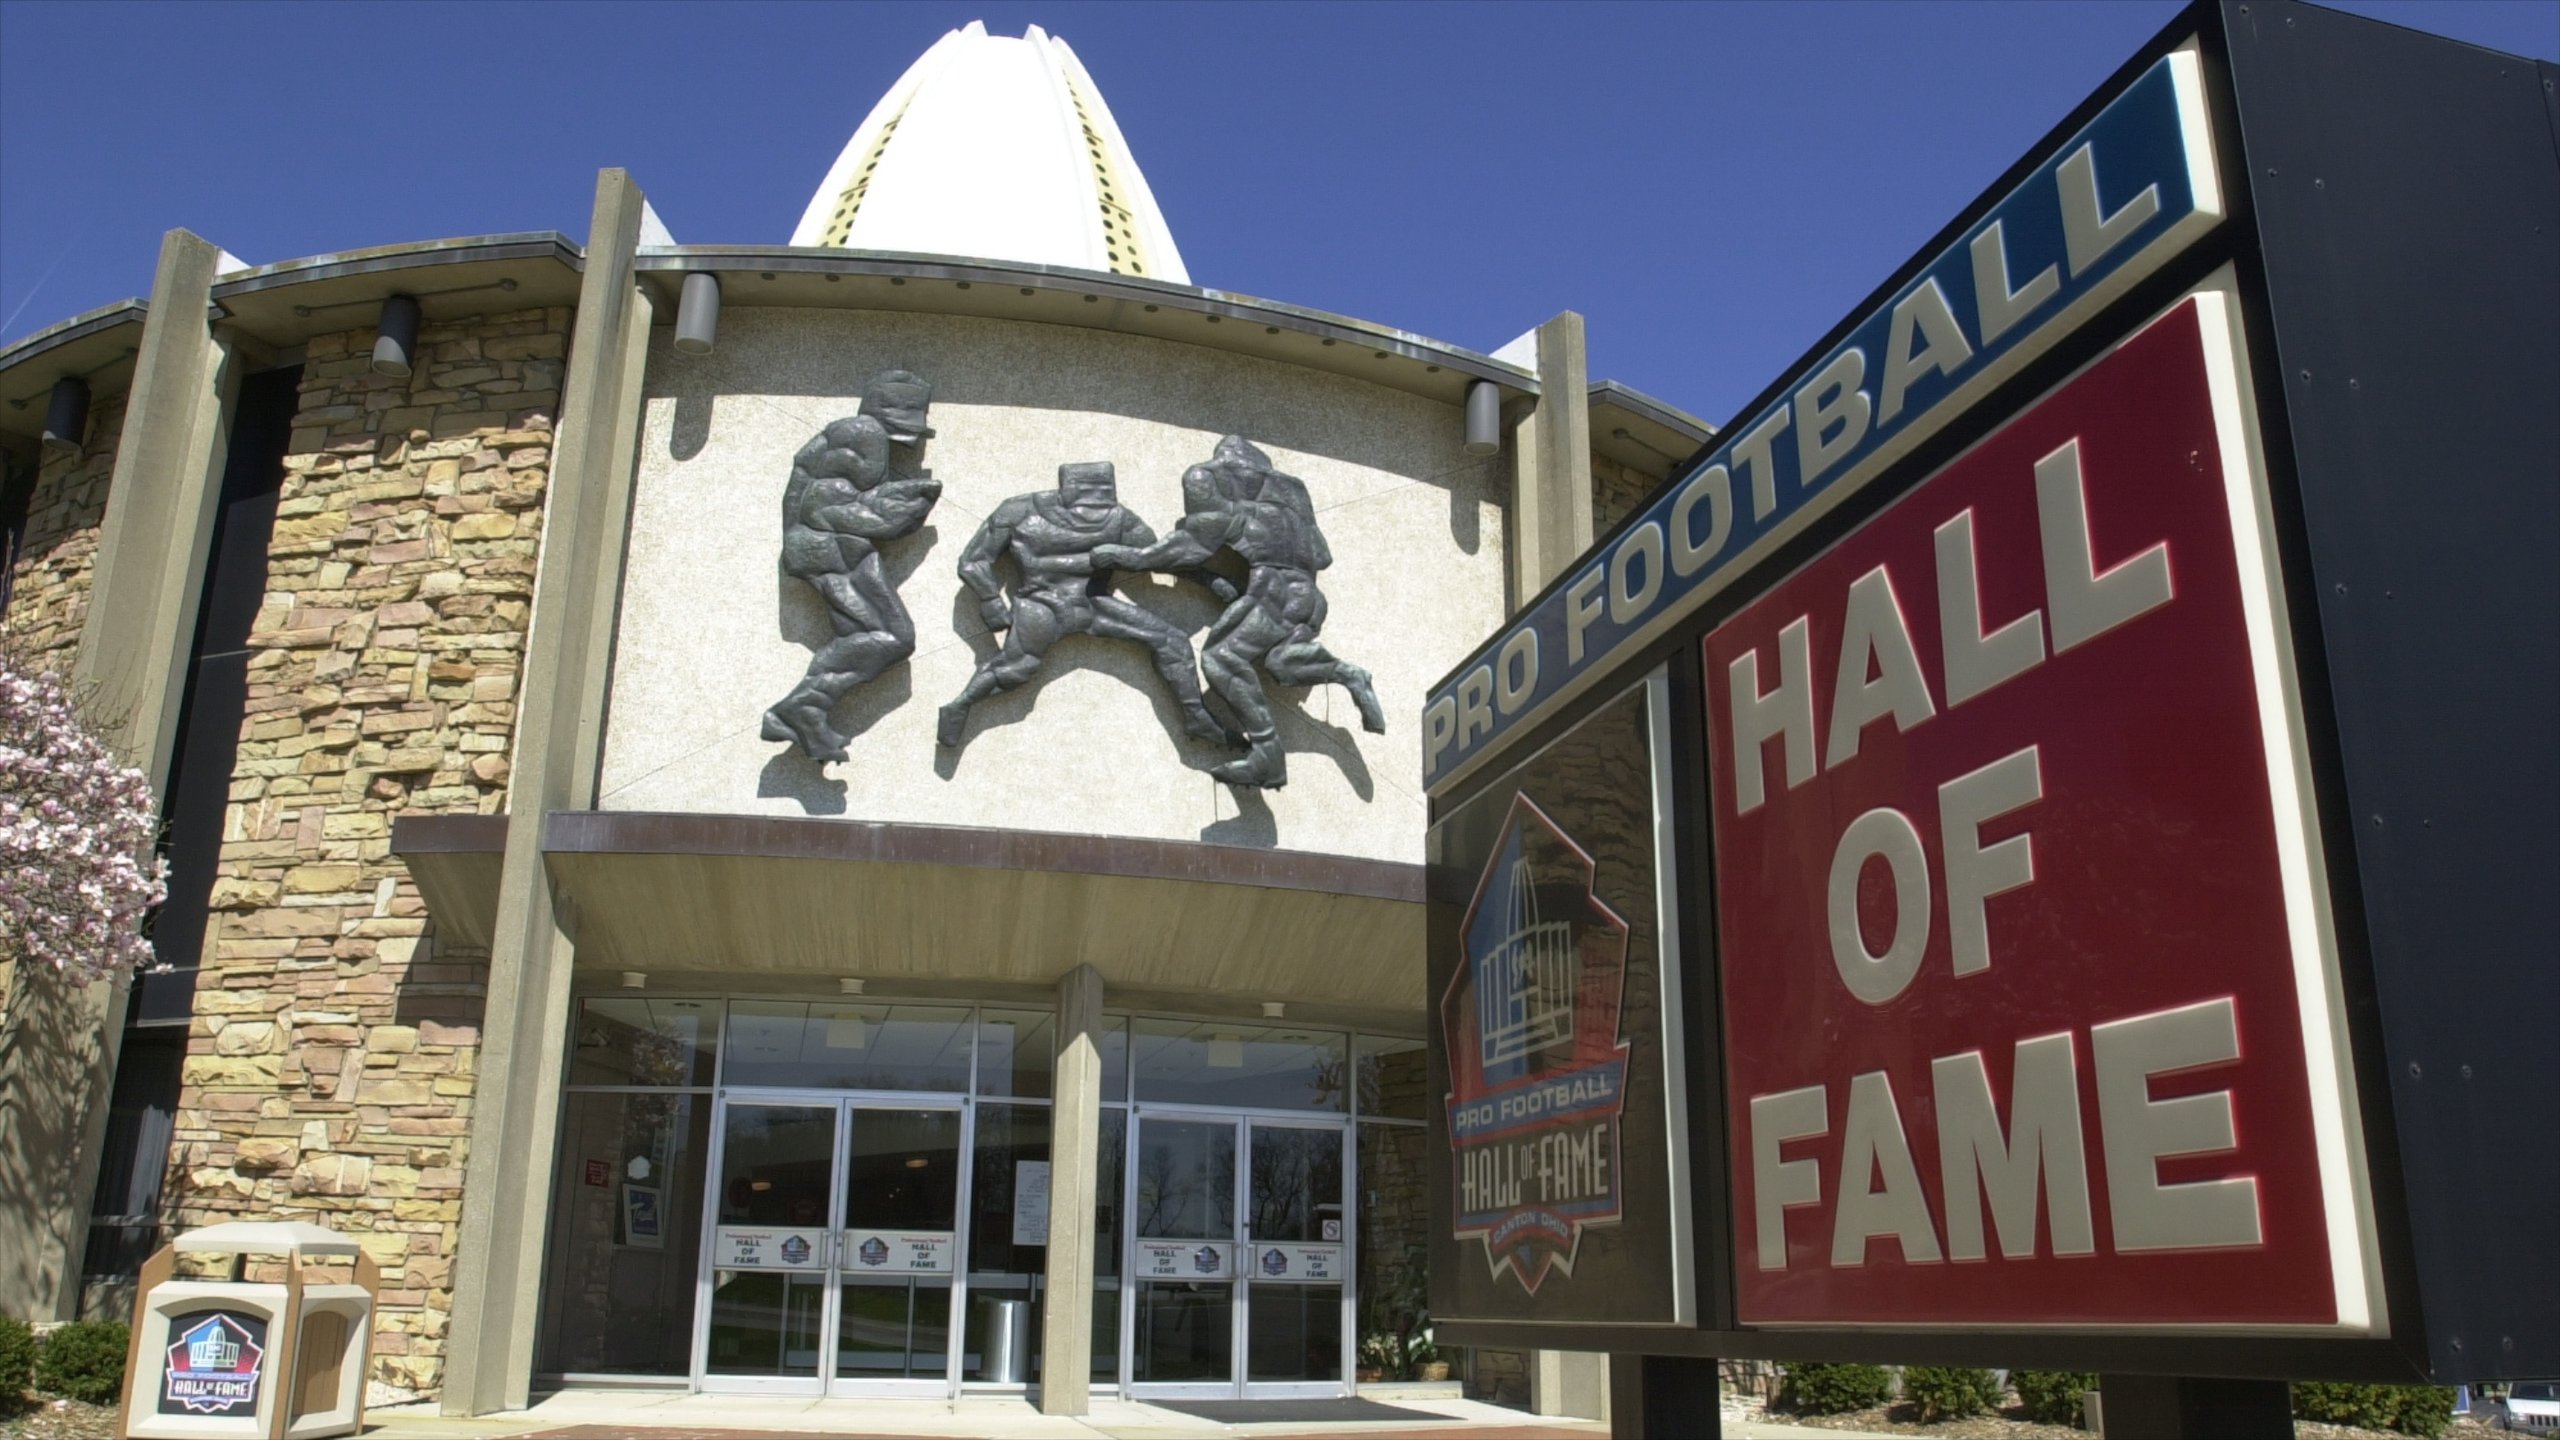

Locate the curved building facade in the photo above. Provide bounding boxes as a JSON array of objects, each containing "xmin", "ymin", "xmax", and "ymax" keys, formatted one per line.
[{"xmin": 0, "ymin": 22, "xmax": 1706, "ymax": 1417}]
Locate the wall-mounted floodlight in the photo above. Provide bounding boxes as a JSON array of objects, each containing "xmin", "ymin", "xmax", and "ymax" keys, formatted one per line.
[
  {"xmin": 675, "ymin": 273, "xmax": 722, "ymax": 354},
  {"xmin": 1464, "ymin": 379, "xmax": 1500, "ymax": 457},
  {"xmin": 372, "ymin": 295, "xmax": 422, "ymax": 378},
  {"xmin": 41, "ymin": 377, "xmax": 90, "ymax": 449},
  {"xmin": 619, "ymin": 971, "xmax": 648, "ymax": 990}
]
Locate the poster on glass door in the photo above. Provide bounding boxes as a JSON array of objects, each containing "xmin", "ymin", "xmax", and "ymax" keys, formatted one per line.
[
  {"xmin": 1137, "ymin": 1240, "xmax": 1235, "ymax": 1279},
  {"xmin": 1252, "ymin": 1244, "xmax": 1345, "ymax": 1282},
  {"xmin": 842, "ymin": 1230, "xmax": 955, "ymax": 1274},
  {"xmin": 715, "ymin": 1226, "xmax": 827, "ymax": 1269}
]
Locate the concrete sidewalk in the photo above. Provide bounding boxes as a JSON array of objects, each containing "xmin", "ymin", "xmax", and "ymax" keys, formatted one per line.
[{"xmin": 355, "ymin": 1390, "xmax": 1900, "ymax": 1439}]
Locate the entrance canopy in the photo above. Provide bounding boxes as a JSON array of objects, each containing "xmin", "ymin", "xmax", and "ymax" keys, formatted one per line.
[{"xmin": 393, "ymin": 812, "xmax": 1427, "ymax": 1022}]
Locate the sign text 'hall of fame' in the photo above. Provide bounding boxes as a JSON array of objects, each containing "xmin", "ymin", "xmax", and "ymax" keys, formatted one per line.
[{"xmin": 1706, "ymin": 292, "xmax": 2375, "ymax": 1331}]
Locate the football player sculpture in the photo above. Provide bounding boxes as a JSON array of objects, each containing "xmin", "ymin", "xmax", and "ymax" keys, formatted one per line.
[
  {"xmin": 937, "ymin": 461, "xmax": 1235, "ymax": 751},
  {"xmin": 762, "ymin": 369, "xmax": 941, "ymax": 764},
  {"xmin": 1093, "ymin": 436, "xmax": 1385, "ymax": 789}
]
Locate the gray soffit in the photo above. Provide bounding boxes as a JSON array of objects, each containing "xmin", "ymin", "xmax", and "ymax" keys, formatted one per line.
[
  {"xmin": 207, "ymin": 233, "xmax": 587, "ymax": 353},
  {"xmin": 1590, "ymin": 377, "xmax": 1716, "ymax": 475},
  {"xmin": 0, "ymin": 300, "xmax": 148, "ymax": 442},
  {"xmin": 630, "ymin": 246, "xmax": 1536, "ymax": 408},
  {"xmin": 389, "ymin": 810, "xmax": 1429, "ymax": 1015}
]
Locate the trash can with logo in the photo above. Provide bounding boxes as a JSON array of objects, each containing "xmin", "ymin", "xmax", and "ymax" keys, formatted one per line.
[{"xmin": 118, "ymin": 1221, "xmax": 379, "ymax": 1440}]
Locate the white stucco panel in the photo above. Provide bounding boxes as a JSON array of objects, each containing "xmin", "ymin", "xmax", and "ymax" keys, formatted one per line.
[{"xmin": 601, "ymin": 309, "xmax": 1507, "ymax": 862}]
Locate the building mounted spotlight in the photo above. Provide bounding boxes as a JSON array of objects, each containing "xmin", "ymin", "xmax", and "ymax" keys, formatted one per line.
[
  {"xmin": 372, "ymin": 295, "xmax": 422, "ymax": 378},
  {"xmin": 1260, "ymin": 1001, "xmax": 1286, "ymax": 1019},
  {"xmin": 839, "ymin": 977, "xmax": 866, "ymax": 995},
  {"xmin": 675, "ymin": 273, "xmax": 722, "ymax": 355},
  {"xmin": 619, "ymin": 971, "xmax": 647, "ymax": 990},
  {"xmin": 41, "ymin": 377, "xmax": 90, "ymax": 449},
  {"xmin": 1463, "ymin": 379, "xmax": 1500, "ymax": 457}
]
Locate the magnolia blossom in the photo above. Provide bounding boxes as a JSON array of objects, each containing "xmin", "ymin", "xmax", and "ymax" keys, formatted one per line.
[{"xmin": 0, "ymin": 649, "xmax": 168, "ymax": 981}]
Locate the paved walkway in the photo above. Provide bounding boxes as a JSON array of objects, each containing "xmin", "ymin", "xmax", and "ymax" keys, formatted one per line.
[{"xmin": 357, "ymin": 1390, "xmax": 1898, "ymax": 1439}]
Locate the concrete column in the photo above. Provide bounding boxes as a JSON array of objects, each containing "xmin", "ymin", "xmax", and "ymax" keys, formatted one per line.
[
  {"xmin": 1508, "ymin": 311, "xmax": 1595, "ymax": 600},
  {"xmin": 2096, "ymin": 1375, "xmax": 2291, "ymax": 1439},
  {"xmin": 1608, "ymin": 1354, "xmax": 1719, "ymax": 1438},
  {"xmin": 0, "ymin": 229, "xmax": 237, "ymax": 1322},
  {"xmin": 1508, "ymin": 308, "xmax": 1608, "ymax": 1421},
  {"xmin": 441, "ymin": 170, "xmax": 656, "ymax": 1416},
  {"xmin": 1038, "ymin": 963, "xmax": 1107, "ymax": 1414}
]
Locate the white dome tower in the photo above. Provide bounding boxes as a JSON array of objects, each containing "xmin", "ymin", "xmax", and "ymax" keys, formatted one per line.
[{"xmin": 790, "ymin": 21, "xmax": 1190, "ymax": 284}]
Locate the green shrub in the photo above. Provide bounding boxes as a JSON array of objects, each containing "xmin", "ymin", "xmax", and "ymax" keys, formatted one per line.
[
  {"xmin": 2386, "ymin": 1385, "xmax": 2456, "ymax": 1439},
  {"xmin": 2295, "ymin": 1381, "xmax": 2401, "ymax": 1430},
  {"xmin": 1902, "ymin": 1365, "xmax": 2004, "ymax": 1422},
  {"xmin": 1784, "ymin": 1361, "xmax": 1894, "ymax": 1414},
  {"xmin": 0, "ymin": 1315, "xmax": 36, "ymax": 1413},
  {"xmin": 2012, "ymin": 1369, "xmax": 2098, "ymax": 1426},
  {"xmin": 33, "ymin": 1320, "xmax": 128, "ymax": 1406}
]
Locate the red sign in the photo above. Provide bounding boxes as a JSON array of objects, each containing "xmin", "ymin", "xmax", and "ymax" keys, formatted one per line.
[
  {"xmin": 584, "ymin": 1159, "xmax": 610, "ymax": 1188},
  {"xmin": 1704, "ymin": 293, "xmax": 2374, "ymax": 1329}
]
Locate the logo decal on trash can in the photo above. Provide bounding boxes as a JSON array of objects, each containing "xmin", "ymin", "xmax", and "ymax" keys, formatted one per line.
[{"xmin": 162, "ymin": 1312, "xmax": 266, "ymax": 1416}]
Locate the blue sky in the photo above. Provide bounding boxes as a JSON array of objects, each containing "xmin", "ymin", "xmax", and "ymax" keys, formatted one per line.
[{"xmin": 3, "ymin": 0, "xmax": 2552, "ymax": 428}]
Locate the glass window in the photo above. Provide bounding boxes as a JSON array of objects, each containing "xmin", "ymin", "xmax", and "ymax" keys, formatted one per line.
[
  {"xmin": 977, "ymin": 1010, "xmax": 1054, "ymax": 1099},
  {"xmin": 966, "ymin": 1104, "xmax": 1052, "ymax": 1277},
  {"xmin": 721, "ymin": 1001, "xmax": 972, "ymax": 1092},
  {"xmin": 1131, "ymin": 1020, "xmax": 1348, "ymax": 1112},
  {"xmin": 1099, "ymin": 1017, "xmax": 1129, "ymax": 1102},
  {"xmin": 1247, "ymin": 1124, "xmax": 1342, "ymax": 1243},
  {"xmin": 1132, "ymin": 1118, "xmax": 1234, "ymax": 1240},
  {"xmin": 538, "ymin": 1091, "xmax": 710, "ymax": 1375},
  {"xmin": 1092, "ymin": 1108, "xmax": 1125, "ymax": 1383},
  {"xmin": 1355, "ymin": 1036, "xmax": 1428, "ymax": 1121},
  {"xmin": 570, "ymin": 997, "xmax": 719, "ymax": 1087}
]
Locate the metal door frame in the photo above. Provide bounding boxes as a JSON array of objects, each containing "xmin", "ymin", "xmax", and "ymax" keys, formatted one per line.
[
  {"xmin": 1118, "ymin": 1105, "xmax": 1355, "ymax": 1401},
  {"xmin": 691, "ymin": 1088, "xmax": 974, "ymax": 1399}
]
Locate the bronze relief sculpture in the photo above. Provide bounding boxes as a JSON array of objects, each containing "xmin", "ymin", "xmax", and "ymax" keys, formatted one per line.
[
  {"xmin": 763, "ymin": 369, "xmax": 941, "ymax": 763},
  {"xmin": 1094, "ymin": 435, "xmax": 1386, "ymax": 789},
  {"xmin": 937, "ymin": 461, "xmax": 1236, "ymax": 750}
]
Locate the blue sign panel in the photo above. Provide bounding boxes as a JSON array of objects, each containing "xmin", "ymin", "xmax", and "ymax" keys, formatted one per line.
[{"xmin": 1423, "ymin": 47, "xmax": 2223, "ymax": 791}]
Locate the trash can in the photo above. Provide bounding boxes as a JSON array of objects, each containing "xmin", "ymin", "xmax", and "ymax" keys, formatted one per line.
[
  {"xmin": 118, "ymin": 1220, "xmax": 379, "ymax": 1440},
  {"xmin": 975, "ymin": 1296, "xmax": 1032, "ymax": 1383}
]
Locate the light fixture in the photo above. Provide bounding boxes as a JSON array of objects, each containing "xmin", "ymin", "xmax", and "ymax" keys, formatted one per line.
[
  {"xmin": 1260, "ymin": 1001, "xmax": 1285, "ymax": 1020},
  {"xmin": 904, "ymin": 1157, "xmax": 929, "ymax": 1170},
  {"xmin": 749, "ymin": 1179, "xmax": 773, "ymax": 1192},
  {"xmin": 626, "ymin": 1156, "xmax": 652, "ymax": 1181},
  {"xmin": 619, "ymin": 971, "xmax": 647, "ymax": 990},
  {"xmin": 1464, "ymin": 379, "xmax": 1500, "ymax": 457},
  {"xmin": 674, "ymin": 272, "xmax": 721, "ymax": 354},
  {"xmin": 838, "ymin": 977, "xmax": 866, "ymax": 995},
  {"xmin": 41, "ymin": 377, "xmax": 89, "ymax": 449},
  {"xmin": 372, "ymin": 295, "xmax": 422, "ymax": 378},
  {"xmin": 1207, "ymin": 1031, "xmax": 1244, "ymax": 1069}
]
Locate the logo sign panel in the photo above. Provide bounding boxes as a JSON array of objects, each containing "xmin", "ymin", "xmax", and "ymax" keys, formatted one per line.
[
  {"xmin": 1426, "ymin": 46, "xmax": 2224, "ymax": 792},
  {"xmin": 714, "ymin": 1226, "xmax": 828, "ymax": 1270},
  {"xmin": 844, "ymin": 1229, "xmax": 955, "ymax": 1274},
  {"xmin": 161, "ymin": 1311, "xmax": 267, "ymax": 1417},
  {"xmin": 1254, "ymin": 1244, "xmax": 1346, "ymax": 1283},
  {"xmin": 1703, "ymin": 290, "xmax": 2376, "ymax": 1329},
  {"xmin": 1428, "ymin": 676, "xmax": 1690, "ymax": 1327},
  {"xmin": 1136, "ymin": 1240, "xmax": 1235, "ymax": 1280}
]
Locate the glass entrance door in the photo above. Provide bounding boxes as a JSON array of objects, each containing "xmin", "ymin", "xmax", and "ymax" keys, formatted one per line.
[
  {"xmin": 1122, "ymin": 1112, "xmax": 1350, "ymax": 1399},
  {"xmin": 696, "ymin": 1094, "xmax": 967, "ymax": 1396}
]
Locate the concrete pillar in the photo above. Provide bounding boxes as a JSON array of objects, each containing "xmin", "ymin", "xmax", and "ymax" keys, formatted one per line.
[
  {"xmin": 1507, "ymin": 308, "xmax": 1608, "ymax": 1421},
  {"xmin": 1038, "ymin": 963, "xmax": 1107, "ymax": 1415},
  {"xmin": 1508, "ymin": 311, "xmax": 1595, "ymax": 602},
  {"xmin": 1609, "ymin": 1354, "xmax": 1720, "ymax": 1438},
  {"xmin": 441, "ymin": 170, "xmax": 656, "ymax": 1416},
  {"xmin": 0, "ymin": 229, "xmax": 237, "ymax": 1321},
  {"xmin": 2097, "ymin": 1375, "xmax": 2292, "ymax": 1439}
]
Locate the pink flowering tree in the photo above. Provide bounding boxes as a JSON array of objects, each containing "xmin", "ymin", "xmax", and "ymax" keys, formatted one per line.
[{"xmin": 0, "ymin": 644, "xmax": 167, "ymax": 981}]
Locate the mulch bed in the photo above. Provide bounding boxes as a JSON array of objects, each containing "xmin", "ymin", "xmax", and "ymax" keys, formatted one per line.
[{"xmin": 0, "ymin": 1400, "xmax": 120, "ymax": 1440}]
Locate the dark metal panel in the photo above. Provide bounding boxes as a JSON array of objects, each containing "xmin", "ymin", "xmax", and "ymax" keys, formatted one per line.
[{"xmin": 2227, "ymin": 0, "xmax": 2560, "ymax": 1382}]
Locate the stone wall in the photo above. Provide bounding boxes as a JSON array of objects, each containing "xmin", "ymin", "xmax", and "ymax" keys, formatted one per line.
[
  {"xmin": 162, "ymin": 308, "xmax": 564, "ymax": 1393},
  {"xmin": 1591, "ymin": 451, "xmax": 1658, "ymax": 535},
  {"xmin": 0, "ymin": 392, "xmax": 125, "ymax": 1029}
]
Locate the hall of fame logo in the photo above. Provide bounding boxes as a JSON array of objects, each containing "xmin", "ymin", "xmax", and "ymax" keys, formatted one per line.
[
  {"xmin": 1440, "ymin": 792, "xmax": 1631, "ymax": 1293},
  {"xmin": 162, "ymin": 1312, "xmax": 265, "ymax": 1416}
]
